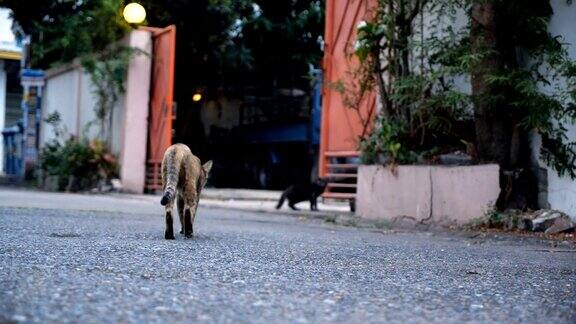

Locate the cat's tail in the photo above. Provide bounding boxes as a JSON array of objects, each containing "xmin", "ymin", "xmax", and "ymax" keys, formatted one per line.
[
  {"xmin": 275, "ymin": 193, "xmax": 286, "ymax": 210},
  {"xmin": 160, "ymin": 151, "xmax": 180, "ymax": 206},
  {"xmin": 160, "ymin": 188, "xmax": 175, "ymax": 206}
]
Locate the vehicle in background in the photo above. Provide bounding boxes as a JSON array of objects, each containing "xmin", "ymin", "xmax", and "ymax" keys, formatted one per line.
[{"xmin": 205, "ymin": 67, "xmax": 322, "ymax": 190}]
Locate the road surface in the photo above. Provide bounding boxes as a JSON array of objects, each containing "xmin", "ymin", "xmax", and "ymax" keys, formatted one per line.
[{"xmin": 0, "ymin": 189, "xmax": 574, "ymax": 323}]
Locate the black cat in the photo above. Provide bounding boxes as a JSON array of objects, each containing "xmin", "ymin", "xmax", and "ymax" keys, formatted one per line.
[{"xmin": 276, "ymin": 178, "xmax": 328, "ymax": 211}]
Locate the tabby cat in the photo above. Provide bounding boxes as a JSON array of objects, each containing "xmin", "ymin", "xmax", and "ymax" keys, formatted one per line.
[{"xmin": 160, "ymin": 144, "xmax": 212, "ymax": 239}]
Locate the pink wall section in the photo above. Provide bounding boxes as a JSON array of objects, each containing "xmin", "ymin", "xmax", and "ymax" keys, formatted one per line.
[
  {"xmin": 119, "ymin": 30, "xmax": 152, "ymax": 193},
  {"xmin": 357, "ymin": 165, "xmax": 500, "ymax": 225}
]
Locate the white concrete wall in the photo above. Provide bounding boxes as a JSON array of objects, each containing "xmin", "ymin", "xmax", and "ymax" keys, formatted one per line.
[
  {"xmin": 41, "ymin": 65, "xmax": 126, "ymax": 154},
  {"xmin": 41, "ymin": 30, "xmax": 152, "ymax": 193},
  {"xmin": 42, "ymin": 68, "xmax": 81, "ymax": 142},
  {"xmin": 77, "ymin": 70, "xmax": 104, "ymax": 141},
  {"xmin": 418, "ymin": 4, "xmax": 471, "ymax": 96},
  {"xmin": 540, "ymin": 0, "xmax": 576, "ymax": 221}
]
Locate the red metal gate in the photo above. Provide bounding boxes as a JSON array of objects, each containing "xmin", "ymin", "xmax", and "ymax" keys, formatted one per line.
[
  {"xmin": 144, "ymin": 25, "xmax": 176, "ymax": 191},
  {"xmin": 320, "ymin": 0, "xmax": 377, "ymax": 200}
]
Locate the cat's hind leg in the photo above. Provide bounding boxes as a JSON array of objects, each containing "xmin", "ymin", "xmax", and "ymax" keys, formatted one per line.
[
  {"xmin": 177, "ymin": 194, "xmax": 185, "ymax": 234},
  {"xmin": 184, "ymin": 207, "xmax": 193, "ymax": 238},
  {"xmin": 164, "ymin": 202, "xmax": 175, "ymax": 240},
  {"xmin": 183, "ymin": 194, "xmax": 198, "ymax": 238}
]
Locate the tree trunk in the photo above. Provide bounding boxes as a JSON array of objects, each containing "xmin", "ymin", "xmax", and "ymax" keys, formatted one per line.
[
  {"xmin": 470, "ymin": 2, "xmax": 539, "ymax": 210},
  {"xmin": 374, "ymin": 56, "xmax": 391, "ymax": 120},
  {"xmin": 470, "ymin": 2, "xmax": 512, "ymax": 167}
]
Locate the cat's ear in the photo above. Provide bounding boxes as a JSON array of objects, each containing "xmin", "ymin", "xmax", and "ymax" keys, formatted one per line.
[{"xmin": 202, "ymin": 160, "xmax": 213, "ymax": 174}]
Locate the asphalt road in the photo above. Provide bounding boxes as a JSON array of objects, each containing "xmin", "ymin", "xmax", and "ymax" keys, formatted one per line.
[{"xmin": 0, "ymin": 193, "xmax": 575, "ymax": 323}]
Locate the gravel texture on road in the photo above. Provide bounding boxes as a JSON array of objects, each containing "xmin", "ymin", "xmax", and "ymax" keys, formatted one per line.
[{"xmin": 0, "ymin": 203, "xmax": 575, "ymax": 323}]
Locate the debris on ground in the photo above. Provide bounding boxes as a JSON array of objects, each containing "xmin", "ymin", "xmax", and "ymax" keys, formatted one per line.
[
  {"xmin": 467, "ymin": 208, "xmax": 575, "ymax": 242},
  {"xmin": 529, "ymin": 210, "xmax": 575, "ymax": 234},
  {"xmin": 90, "ymin": 179, "xmax": 123, "ymax": 193},
  {"xmin": 110, "ymin": 179, "xmax": 123, "ymax": 192}
]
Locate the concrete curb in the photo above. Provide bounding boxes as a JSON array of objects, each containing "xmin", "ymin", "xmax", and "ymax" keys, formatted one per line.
[
  {"xmin": 201, "ymin": 201, "xmax": 344, "ymax": 219},
  {"xmin": 200, "ymin": 189, "xmax": 281, "ymax": 202}
]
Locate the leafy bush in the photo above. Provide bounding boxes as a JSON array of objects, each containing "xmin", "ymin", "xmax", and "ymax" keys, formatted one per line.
[
  {"xmin": 39, "ymin": 112, "xmax": 119, "ymax": 192},
  {"xmin": 350, "ymin": 1, "xmax": 474, "ymax": 167},
  {"xmin": 360, "ymin": 118, "xmax": 419, "ymax": 165},
  {"xmin": 40, "ymin": 138, "xmax": 119, "ymax": 191}
]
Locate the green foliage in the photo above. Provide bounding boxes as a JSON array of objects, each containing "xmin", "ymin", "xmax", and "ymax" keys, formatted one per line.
[
  {"xmin": 5, "ymin": 0, "xmax": 325, "ymax": 123},
  {"xmin": 468, "ymin": 207, "xmax": 524, "ymax": 230},
  {"xmin": 360, "ymin": 119, "xmax": 418, "ymax": 165},
  {"xmin": 352, "ymin": 0, "xmax": 472, "ymax": 166},
  {"xmin": 140, "ymin": 0, "xmax": 324, "ymax": 93},
  {"xmin": 40, "ymin": 112, "xmax": 119, "ymax": 191},
  {"xmin": 81, "ymin": 45, "xmax": 147, "ymax": 143},
  {"xmin": 3, "ymin": 0, "xmax": 130, "ymax": 68}
]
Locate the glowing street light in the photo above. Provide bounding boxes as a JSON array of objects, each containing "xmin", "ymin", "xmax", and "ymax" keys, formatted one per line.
[
  {"xmin": 192, "ymin": 93, "xmax": 203, "ymax": 102},
  {"xmin": 123, "ymin": 3, "xmax": 146, "ymax": 25}
]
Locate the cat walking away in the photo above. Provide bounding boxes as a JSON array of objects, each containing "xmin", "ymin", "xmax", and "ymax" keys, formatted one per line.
[{"xmin": 160, "ymin": 144, "xmax": 212, "ymax": 239}]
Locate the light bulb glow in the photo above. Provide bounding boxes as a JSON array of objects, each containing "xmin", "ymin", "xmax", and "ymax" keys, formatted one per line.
[
  {"xmin": 123, "ymin": 3, "xmax": 146, "ymax": 24},
  {"xmin": 192, "ymin": 93, "xmax": 202, "ymax": 102}
]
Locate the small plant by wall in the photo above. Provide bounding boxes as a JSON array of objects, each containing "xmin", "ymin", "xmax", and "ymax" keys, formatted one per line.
[
  {"xmin": 39, "ymin": 112, "xmax": 119, "ymax": 192},
  {"xmin": 346, "ymin": 0, "xmax": 474, "ymax": 166}
]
